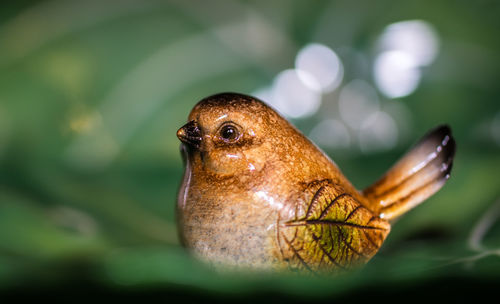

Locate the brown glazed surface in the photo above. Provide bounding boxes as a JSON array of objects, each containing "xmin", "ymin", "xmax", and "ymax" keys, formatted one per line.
[{"xmin": 176, "ymin": 93, "xmax": 455, "ymax": 273}]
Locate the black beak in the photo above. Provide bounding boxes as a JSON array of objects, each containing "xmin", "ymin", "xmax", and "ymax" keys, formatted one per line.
[{"xmin": 177, "ymin": 120, "xmax": 202, "ymax": 148}]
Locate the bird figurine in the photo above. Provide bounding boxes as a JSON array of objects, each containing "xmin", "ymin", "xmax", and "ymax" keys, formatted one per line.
[{"xmin": 176, "ymin": 92, "xmax": 455, "ymax": 273}]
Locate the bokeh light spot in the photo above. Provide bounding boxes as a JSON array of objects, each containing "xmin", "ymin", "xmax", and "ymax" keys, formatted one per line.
[
  {"xmin": 265, "ymin": 69, "xmax": 322, "ymax": 119},
  {"xmin": 378, "ymin": 20, "xmax": 439, "ymax": 66},
  {"xmin": 374, "ymin": 51, "xmax": 421, "ymax": 98},
  {"xmin": 358, "ymin": 111, "xmax": 398, "ymax": 153},
  {"xmin": 295, "ymin": 43, "xmax": 343, "ymax": 93},
  {"xmin": 374, "ymin": 20, "xmax": 440, "ymax": 99},
  {"xmin": 339, "ymin": 79, "xmax": 380, "ymax": 129},
  {"xmin": 310, "ymin": 119, "xmax": 351, "ymax": 149}
]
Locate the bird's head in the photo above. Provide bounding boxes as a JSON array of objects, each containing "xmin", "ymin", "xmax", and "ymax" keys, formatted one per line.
[{"xmin": 177, "ymin": 93, "xmax": 294, "ymax": 176}]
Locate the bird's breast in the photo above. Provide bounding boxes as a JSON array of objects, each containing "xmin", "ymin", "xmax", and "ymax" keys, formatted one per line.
[{"xmin": 178, "ymin": 178, "xmax": 285, "ymax": 270}]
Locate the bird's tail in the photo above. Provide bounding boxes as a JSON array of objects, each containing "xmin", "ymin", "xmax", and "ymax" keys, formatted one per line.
[{"xmin": 363, "ymin": 125, "xmax": 456, "ymax": 221}]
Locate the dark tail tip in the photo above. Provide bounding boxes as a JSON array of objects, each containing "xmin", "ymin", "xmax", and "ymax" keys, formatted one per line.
[{"xmin": 424, "ymin": 124, "xmax": 456, "ymax": 176}]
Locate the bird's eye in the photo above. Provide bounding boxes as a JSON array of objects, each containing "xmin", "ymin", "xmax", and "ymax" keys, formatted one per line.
[{"xmin": 219, "ymin": 124, "xmax": 240, "ymax": 142}]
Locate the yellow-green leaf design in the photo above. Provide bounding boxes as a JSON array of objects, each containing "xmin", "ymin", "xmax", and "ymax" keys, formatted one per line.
[{"xmin": 278, "ymin": 180, "xmax": 390, "ymax": 273}]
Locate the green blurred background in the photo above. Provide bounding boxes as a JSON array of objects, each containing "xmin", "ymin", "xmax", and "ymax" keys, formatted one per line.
[{"xmin": 0, "ymin": 0, "xmax": 499, "ymax": 300}]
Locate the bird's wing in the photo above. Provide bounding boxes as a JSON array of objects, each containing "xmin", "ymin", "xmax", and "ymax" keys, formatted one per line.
[{"xmin": 277, "ymin": 179, "xmax": 390, "ymax": 273}]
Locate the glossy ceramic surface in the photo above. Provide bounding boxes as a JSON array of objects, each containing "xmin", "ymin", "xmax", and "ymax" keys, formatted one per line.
[{"xmin": 176, "ymin": 93, "xmax": 455, "ymax": 273}]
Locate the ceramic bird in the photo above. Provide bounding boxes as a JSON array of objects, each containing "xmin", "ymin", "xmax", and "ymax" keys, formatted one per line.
[{"xmin": 176, "ymin": 92, "xmax": 455, "ymax": 273}]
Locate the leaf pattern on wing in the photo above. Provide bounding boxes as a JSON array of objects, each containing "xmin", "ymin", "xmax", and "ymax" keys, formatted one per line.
[{"xmin": 278, "ymin": 179, "xmax": 390, "ymax": 273}]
